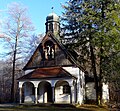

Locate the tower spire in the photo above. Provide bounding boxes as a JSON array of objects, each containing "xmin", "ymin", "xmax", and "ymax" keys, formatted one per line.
[{"xmin": 45, "ymin": 11, "xmax": 60, "ymax": 36}]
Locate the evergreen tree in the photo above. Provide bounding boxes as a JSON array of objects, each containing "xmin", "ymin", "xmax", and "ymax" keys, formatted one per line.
[{"xmin": 62, "ymin": 0, "xmax": 120, "ymax": 104}]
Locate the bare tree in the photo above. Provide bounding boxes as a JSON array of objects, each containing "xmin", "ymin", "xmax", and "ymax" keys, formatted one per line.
[
  {"xmin": 0, "ymin": 59, "xmax": 23, "ymax": 103},
  {"xmin": 2, "ymin": 2, "xmax": 34, "ymax": 102},
  {"xmin": 0, "ymin": 60, "xmax": 12, "ymax": 103},
  {"xmin": 23, "ymin": 34, "xmax": 44, "ymax": 63}
]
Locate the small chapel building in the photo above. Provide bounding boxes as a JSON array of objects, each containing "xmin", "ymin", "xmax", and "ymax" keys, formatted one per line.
[{"xmin": 18, "ymin": 13, "xmax": 109, "ymax": 104}]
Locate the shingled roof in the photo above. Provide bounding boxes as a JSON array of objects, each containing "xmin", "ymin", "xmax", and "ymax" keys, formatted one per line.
[{"xmin": 18, "ymin": 67, "xmax": 75, "ymax": 80}]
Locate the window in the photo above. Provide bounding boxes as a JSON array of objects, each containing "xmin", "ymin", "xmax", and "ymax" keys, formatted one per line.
[
  {"xmin": 44, "ymin": 40, "xmax": 55, "ymax": 60},
  {"xmin": 49, "ymin": 23, "xmax": 53, "ymax": 32},
  {"xmin": 63, "ymin": 85, "xmax": 71, "ymax": 94}
]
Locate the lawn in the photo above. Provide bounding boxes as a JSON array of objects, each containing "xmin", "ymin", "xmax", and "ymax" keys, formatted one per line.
[{"xmin": 0, "ymin": 104, "xmax": 108, "ymax": 111}]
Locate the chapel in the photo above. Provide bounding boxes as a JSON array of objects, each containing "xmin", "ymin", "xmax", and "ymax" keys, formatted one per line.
[{"xmin": 18, "ymin": 13, "xmax": 109, "ymax": 104}]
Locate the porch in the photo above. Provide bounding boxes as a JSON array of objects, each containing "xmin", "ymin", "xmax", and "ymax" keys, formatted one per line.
[
  {"xmin": 18, "ymin": 67, "xmax": 77, "ymax": 104},
  {"xmin": 19, "ymin": 79, "xmax": 76, "ymax": 104}
]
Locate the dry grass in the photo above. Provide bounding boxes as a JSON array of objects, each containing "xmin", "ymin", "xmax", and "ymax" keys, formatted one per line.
[
  {"xmin": 0, "ymin": 104, "xmax": 109, "ymax": 111},
  {"xmin": 77, "ymin": 104, "xmax": 108, "ymax": 111}
]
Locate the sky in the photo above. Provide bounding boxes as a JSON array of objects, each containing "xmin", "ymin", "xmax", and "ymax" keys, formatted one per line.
[
  {"xmin": 0, "ymin": 0, "xmax": 67, "ymax": 34},
  {"xmin": 0, "ymin": 0, "xmax": 67, "ymax": 59}
]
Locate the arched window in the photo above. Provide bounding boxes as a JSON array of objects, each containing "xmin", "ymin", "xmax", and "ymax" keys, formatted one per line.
[
  {"xmin": 44, "ymin": 40, "xmax": 55, "ymax": 60},
  {"xmin": 63, "ymin": 85, "xmax": 71, "ymax": 94}
]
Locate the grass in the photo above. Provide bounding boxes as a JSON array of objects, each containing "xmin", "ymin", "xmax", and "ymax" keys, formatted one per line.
[
  {"xmin": 76, "ymin": 104, "xmax": 108, "ymax": 111},
  {"xmin": 0, "ymin": 104, "xmax": 109, "ymax": 111}
]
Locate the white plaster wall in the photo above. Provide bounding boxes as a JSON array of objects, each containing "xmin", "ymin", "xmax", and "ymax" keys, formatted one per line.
[
  {"xmin": 55, "ymin": 86, "xmax": 70, "ymax": 103},
  {"xmin": 63, "ymin": 67, "xmax": 79, "ymax": 77},
  {"xmin": 79, "ymin": 71, "xmax": 85, "ymax": 104},
  {"xmin": 19, "ymin": 81, "xmax": 24, "ymax": 88},
  {"xmin": 63, "ymin": 67, "xmax": 85, "ymax": 104},
  {"xmin": 102, "ymin": 83, "xmax": 109, "ymax": 102},
  {"xmin": 86, "ymin": 82, "xmax": 96, "ymax": 100},
  {"xmin": 71, "ymin": 85, "xmax": 77, "ymax": 103},
  {"xmin": 86, "ymin": 82, "xmax": 109, "ymax": 102}
]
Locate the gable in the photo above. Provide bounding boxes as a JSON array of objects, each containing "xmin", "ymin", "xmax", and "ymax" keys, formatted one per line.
[{"xmin": 23, "ymin": 32, "xmax": 76, "ymax": 70}]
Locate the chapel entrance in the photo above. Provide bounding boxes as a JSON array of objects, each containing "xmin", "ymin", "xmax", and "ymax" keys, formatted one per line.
[
  {"xmin": 38, "ymin": 81, "xmax": 53, "ymax": 103},
  {"xmin": 45, "ymin": 82, "xmax": 52, "ymax": 103}
]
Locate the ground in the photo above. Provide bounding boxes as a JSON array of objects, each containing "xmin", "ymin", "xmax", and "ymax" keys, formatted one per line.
[{"xmin": 0, "ymin": 104, "xmax": 108, "ymax": 111}]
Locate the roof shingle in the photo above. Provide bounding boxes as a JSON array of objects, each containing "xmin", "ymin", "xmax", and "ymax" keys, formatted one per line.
[{"xmin": 18, "ymin": 67, "xmax": 74, "ymax": 80}]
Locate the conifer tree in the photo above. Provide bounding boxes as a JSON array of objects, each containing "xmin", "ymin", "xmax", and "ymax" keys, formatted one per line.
[{"xmin": 62, "ymin": 0, "xmax": 120, "ymax": 104}]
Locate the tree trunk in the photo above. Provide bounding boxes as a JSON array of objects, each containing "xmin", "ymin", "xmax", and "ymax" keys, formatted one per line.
[
  {"xmin": 90, "ymin": 45, "xmax": 99, "ymax": 105},
  {"xmin": 11, "ymin": 35, "xmax": 18, "ymax": 102},
  {"xmin": 99, "ymin": 47, "xmax": 104, "ymax": 105},
  {"xmin": 98, "ymin": 1, "xmax": 105, "ymax": 105}
]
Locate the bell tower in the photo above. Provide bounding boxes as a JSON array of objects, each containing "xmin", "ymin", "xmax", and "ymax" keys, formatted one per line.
[{"xmin": 45, "ymin": 13, "xmax": 60, "ymax": 36}]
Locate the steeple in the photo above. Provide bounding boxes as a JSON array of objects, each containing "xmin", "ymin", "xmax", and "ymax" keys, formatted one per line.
[{"xmin": 45, "ymin": 12, "xmax": 60, "ymax": 36}]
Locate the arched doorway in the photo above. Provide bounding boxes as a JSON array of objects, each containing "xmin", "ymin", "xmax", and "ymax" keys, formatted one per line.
[
  {"xmin": 45, "ymin": 82, "xmax": 52, "ymax": 102},
  {"xmin": 38, "ymin": 81, "xmax": 52, "ymax": 103},
  {"xmin": 55, "ymin": 80, "xmax": 71, "ymax": 103},
  {"xmin": 22, "ymin": 82, "xmax": 35, "ymax": 103}
]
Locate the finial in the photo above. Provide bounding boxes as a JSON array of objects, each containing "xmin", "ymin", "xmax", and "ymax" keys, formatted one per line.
[{"xmin": 51, "ymin": 7, "xmax": 54, "ymax": 13}]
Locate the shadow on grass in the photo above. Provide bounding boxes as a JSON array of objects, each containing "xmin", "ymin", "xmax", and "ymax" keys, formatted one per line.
[
  {"xmin": 0, "ymin": 106, "xmax": 92, "ymax": 111},
  {"xmin": 21, "ymin": 107, "xmax": 92, "ymax": 111},
  {"xmin": 0, "ymin": 103, "xmax": 108, "ymax": 111},
  {"xmin": 18, "ymin": 103, "xmax": 92, "ymax": 111}
]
